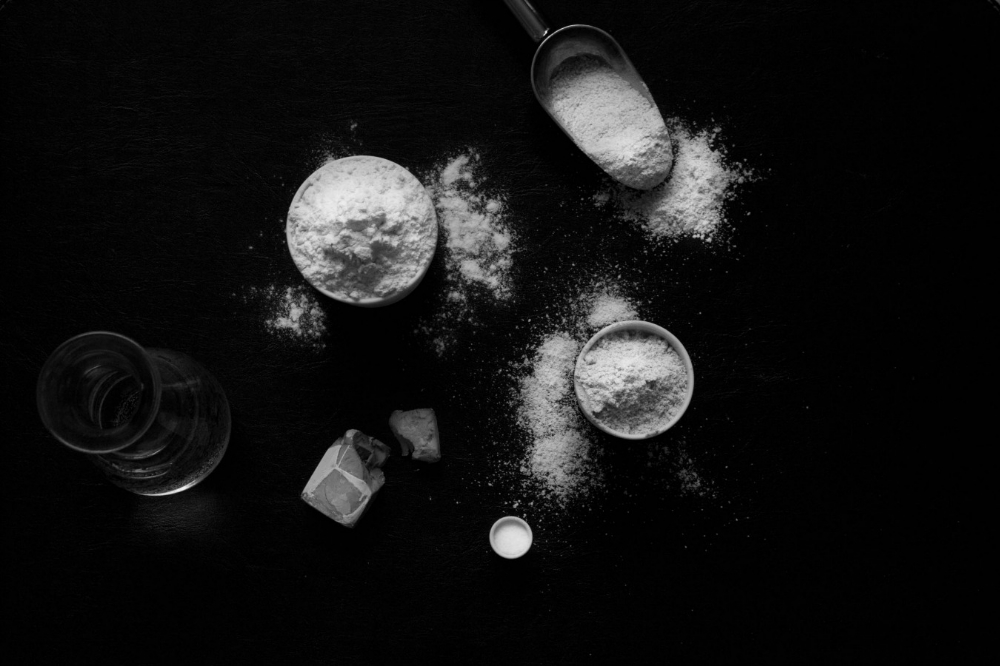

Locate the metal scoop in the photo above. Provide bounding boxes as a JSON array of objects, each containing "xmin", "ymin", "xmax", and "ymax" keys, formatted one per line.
[{"xmin": 503, "ymin": 0, "xmax": 671, "ymax": 189}]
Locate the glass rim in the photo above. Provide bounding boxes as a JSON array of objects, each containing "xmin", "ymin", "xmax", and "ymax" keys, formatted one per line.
[{"xmin": 37, "ymin": 331, "xmax": 162, "ymax": 454}]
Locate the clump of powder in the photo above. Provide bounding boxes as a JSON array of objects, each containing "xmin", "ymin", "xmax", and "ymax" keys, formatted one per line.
[
  {"xmin": 287, "ymin": 156, "xmax": 437, "ymax": 302},
  {"xmin": 308, "ymin": 120, "xmax": 364, "ymax": 171},
  {"xmin": 550, "ymin": 54, "xmax": 672, "ymax": 190},
  {"xmin": 608, "ymin": 121, "xmax": 754, "ymax": 242},
  {"xmin": 431, "ymin": 152, "xmax": 514, "ymax": 299},
  {"xmin": 576, "ymin": 330, "xmax": 689, "ymax": 436},
  {"xmin": 245, "ymin": 283, "xmax": 327, "ymax": 349},
  {"xmin": 416, "ymin": 151, "xmax": 516, "ymax": 356},
  {"xmin": 586, "ymin": 291, "xmax": 639, "ymax": 329}
]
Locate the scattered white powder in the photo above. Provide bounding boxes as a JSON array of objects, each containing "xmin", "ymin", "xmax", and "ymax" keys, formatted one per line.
[
  {"xmin": 587, "ymin": 292, "xmax": 639, "ymax": 329},
  {"xmin": 576, "ymin": 330, "xmax": 689, "ymax": 436},
  {"xmin": 417, "ymin": 289, "xmax": 468, "ymax": 358},
  {"xmin": 286, "ymin": 156, "xmax": 437, "ymax": 302},
  {"xmin": 245, "ymin": 283, "xmax": 327, "ymax": 349},
  {"xmin": 518, "ymin": 333, "xmax": 599, "ymax": 503},
  {"xmin": 550, "ymin": 54, "xmax": 672, "ymax": 190},
  {"xmin": 308, "ymin": 120, "xmax": 363, "ymax": 172},
  {"xmin": 605, "ymin": 120, "xmax": 754, "ymax": 242},
  {"xmin": 431, "ymin": 152, "xmax": 514, "ymax": 299},
  {"xmin": 646, "ymin": 441, "xmax": 715, "ymax": 499},
  {"xmin": 675, "ymin": 456, "xmax": 708, "ymax": 496},
  {"xmin": 417, "ymin": 151, "xmax": 516, "ymax": 356}
]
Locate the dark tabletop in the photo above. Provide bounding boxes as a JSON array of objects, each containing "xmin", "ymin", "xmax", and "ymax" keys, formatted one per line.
[{"xmin": 2, "ymin": 1, "xmax": 996, "ymax": 663}]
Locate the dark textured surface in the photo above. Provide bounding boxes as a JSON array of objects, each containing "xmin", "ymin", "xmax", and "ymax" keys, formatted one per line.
[{"xmin": 2, "ymin": 1, "xmax": 996, "ymax": 663}]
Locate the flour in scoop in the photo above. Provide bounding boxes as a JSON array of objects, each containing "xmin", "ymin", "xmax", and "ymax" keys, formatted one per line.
[
  {"xmin": 286, "ymin": 156, "xmax": 437, "ymax": 302},
  {"xmin": 550, "ymin": 54, "xmax": 672, "ymax": 190}
]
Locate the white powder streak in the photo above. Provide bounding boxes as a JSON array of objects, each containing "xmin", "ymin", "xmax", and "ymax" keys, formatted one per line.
[
  {"xmin": 431, "ymin": 153, "xmax": 514, "ymax": 299},
  {"xmin": 612, "ymin": 122, "xmax": 751, "ymax": 242},
  {"xmin": 518, "ymin": 333, "xmax": 597, "ymax": 502},
  {"xmin": 418, "ymin": 151, "xmax": 516, "ymax": 357}
]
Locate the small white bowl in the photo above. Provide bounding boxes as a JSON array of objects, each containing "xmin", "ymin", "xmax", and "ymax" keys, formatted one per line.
[
  {"xmin": 489, "ymin": 516, "xmax": 533, "ymax": 559},
  {"xmin": 286, "ymin": 156, "xmax": 438, "ymax": 308},
  {"xmin": 574, "ymin": 320, "xmax": 694, "ymax": 440}
]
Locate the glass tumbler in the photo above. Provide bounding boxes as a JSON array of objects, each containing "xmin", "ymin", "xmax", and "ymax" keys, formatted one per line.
[{"xmin": 37, "ymin": 331, "xmax": 232, "ymax": 496}]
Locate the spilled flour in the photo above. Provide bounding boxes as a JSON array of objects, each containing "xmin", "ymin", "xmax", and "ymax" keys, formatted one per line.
[
  {"xmin": 587, "ymin": 291, "xmax": 639, "ymax": 329},
  {"xmin": 646, "ymin": 440, "xmax": 715, "ymax": 499},
  {"xmin": 244, "ymin": 283, "xmax": 327, "ymax": 349},
  {"xmin": 597, "ymin": 119, "xmax": 756, "ymax": 243},
  {"xmin": 433, "ymin": 151, "xmax": 514, "ymax": 299},
  {"xmin": 518, "ymin": 332, "xmax": 599, "ymax": 502},
  {"xmin": 515, "ymin": 280, "xmax": 642, "ymax": 504},
  {"xmin": 417, "ymin": 150, "xmax": 516, "ymax": 356}
]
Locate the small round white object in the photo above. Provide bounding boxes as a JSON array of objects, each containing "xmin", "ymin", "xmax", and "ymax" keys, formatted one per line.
[
  {"xmin": 574, "ymin": 320, "xmax": 694, "ymax": 440},
  {"xmin": 489, "ymin": 516, "xmax": 533, "ymax": 559},
  {"xmin": 286, "ymin": 155, "xmax": 438, "ymax": 308}
]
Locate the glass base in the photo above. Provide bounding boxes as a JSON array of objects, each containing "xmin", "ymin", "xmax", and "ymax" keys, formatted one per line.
[{"xmin": 92, "ymin": 349, "xmax": 231, "ymax": 496}]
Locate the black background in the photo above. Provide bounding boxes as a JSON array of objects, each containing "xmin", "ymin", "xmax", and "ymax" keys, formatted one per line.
[{"xmin": 2, "ymin": 0, "xmax": 996, "ymax": 663}]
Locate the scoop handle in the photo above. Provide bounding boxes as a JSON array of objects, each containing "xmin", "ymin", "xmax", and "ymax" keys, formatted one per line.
[{"xmin": 502, "ymin": 0, "xmax": 551, "ymax": 43}]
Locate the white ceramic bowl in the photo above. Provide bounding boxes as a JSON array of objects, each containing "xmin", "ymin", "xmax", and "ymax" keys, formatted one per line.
[
  {"xmin": 574, "ymin": 320, "xmax": 694, "ymax": 440},
  {"xmin": 489, "ymin": 516, "xmax": 533, "ymax": 559},
  {"xmin": 286, "ymin": 156, "xmax": 438, "ymax": 308}
]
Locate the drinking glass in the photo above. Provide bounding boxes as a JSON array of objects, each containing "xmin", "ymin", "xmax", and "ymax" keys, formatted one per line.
[{"xmin": 37, "ymin": 331, "xmax": 231, "ymax": 496}]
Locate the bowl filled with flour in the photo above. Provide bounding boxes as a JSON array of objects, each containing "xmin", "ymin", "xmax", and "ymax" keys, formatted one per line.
[
  {"xmin": 574, "ymin": 321, "xmax": 693, "ymax": 440},
  {"xmin": 286, "ymin": 156, "xmax": 438, "ymax": 307}
]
